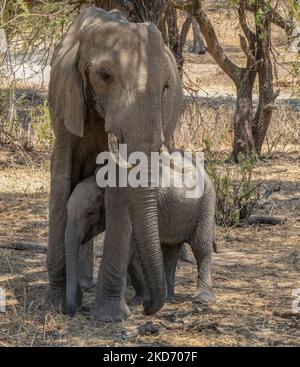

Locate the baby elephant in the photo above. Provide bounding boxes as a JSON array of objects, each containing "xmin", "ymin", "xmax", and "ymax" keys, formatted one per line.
[
  {"xmin": 65, "ymin": 176, "xmax": 105, "ymax": 316},
  {"xmin": 65, "ymin": 155, "xmax": 217, "ymax": 317}
]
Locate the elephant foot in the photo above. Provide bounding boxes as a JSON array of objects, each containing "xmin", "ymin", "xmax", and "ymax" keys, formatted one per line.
[
  {"xmin": 193, "ymin": 288, "xmax": 216, "ymax": 305},
  {"xmin": 91, "ymin": 298, "xmax": 130, "ymax": 322},
  {"xmin": 43, "ymin": 285, "xmax": 66, "ymax": 312},
  {"xmin": 131, "ymin": 294, "xmax": 143, "ymax": 305}
]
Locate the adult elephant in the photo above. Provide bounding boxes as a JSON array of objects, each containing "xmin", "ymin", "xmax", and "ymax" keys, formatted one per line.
[{"xmin": 46, "ymin": 6, "xmax": 183, "ymax": 321}]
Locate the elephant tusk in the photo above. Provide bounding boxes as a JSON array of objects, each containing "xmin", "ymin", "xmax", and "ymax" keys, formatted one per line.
[
  {"xmin": 159, "ymin": 145, "xmax": 192, "ymax": 174},
  {"xmin": 108, "ymin": 133, "xmax": 133, "ymax": 170}
]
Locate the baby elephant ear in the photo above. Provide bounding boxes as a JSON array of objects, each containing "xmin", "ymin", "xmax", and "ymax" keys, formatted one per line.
[{"xmin": 49, "ymin": 12, "xmax": 86, "ymax": 138}]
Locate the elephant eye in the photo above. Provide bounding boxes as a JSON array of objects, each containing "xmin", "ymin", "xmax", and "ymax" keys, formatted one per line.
[
  {"xmin": 99, "ymin": 68, "xmax": 112, "ymax": 83},
  {"xmin": 163, "ymin": 83, "xmax": 170, "ymax": 93}
]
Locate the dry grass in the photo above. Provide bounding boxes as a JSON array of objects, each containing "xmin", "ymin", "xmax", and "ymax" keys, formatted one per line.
[{"xmin": 175, "ymin": 98, "xmax": 300, "ymax": 160}]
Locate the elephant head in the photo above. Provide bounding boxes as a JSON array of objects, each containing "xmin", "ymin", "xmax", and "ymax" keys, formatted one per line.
[{"xmin": 49, "ymin": 7, "xmax": 183, "ymax": 315}]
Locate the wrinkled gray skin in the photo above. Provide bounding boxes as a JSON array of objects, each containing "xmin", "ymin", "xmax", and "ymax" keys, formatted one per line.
[
  {"xmin": 65, "ymin": 160, "xmax": 216, "ymax": 317},
  {"xmin": 46, "ymin": 7, "xmax": 183, "ymax": 321}
]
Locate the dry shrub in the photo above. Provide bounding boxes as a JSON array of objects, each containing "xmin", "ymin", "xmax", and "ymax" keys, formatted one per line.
[
  {"xmin": 0, "ymin": 84, "xmax": 53, "ymax": 150},
  {"xmin": 175, "ymin": 96, "xmax": 300, "ymax": 159},
  {"xmin": 264, "ymin": 104, "xmax": 300, "ymax": 156},
  {"xmin": 207, "ymin": 156, "xmax": 261, "ymax": 227},
  {"xmin": 174, "ymin": 96, "xmax": 234, "ymax": 158}
]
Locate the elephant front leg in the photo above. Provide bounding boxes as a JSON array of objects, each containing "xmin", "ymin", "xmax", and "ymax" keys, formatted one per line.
[
  {"xmin": 91, "ymin": 187, "xmax": 131, "ymax": 322},
  {"xmin": 44, "ymin": 138, "xmax": 73, "ymax": 312},
  {"xmin": 45, "ymin": 192, "xmax": 68, "ymax": 311}
]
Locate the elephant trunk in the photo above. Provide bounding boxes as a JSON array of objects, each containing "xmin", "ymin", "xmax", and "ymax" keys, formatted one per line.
[
  {"xmin": 65, "ymin": 220, "xmax": 82, "ymax": 317},
  {"xmin": 127, "ymin": 186, "xmax": 166, "ymax": 315},
  {"xmin": 107, "ymin": 132, "xmax": 173, "ymax": 315}
]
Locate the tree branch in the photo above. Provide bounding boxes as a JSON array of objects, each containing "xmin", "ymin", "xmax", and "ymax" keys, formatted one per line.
[
  {"xmin": 177, "ymin": 14, "xmax": 192, "ymax": 60},
  {"xmin": 238, "ymin": 3, "xmax": 257, "ymax": 69},
  {"xmin": 238, "ymin": 0, "xmax": 256, "ymax": 44},
  {"xmin": 243, "ymin": 0, "xmax": 294, "ymax": 35},
  {"xmin": 189, "ymin": 0, "xmax": 242, "ymax": 83}
]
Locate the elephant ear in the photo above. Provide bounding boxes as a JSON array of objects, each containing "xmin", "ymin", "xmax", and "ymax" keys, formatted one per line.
[
  {"xmin": 162, "ymin": 46, "xmax": 183, "ymax": 147},
  {"xmin": 49, "ymin": 10, "xmax": 87, "ymax": 138}
]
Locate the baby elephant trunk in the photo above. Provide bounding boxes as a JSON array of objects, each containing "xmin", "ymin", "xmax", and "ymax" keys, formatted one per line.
[{"xmin": 65, "ymin": 220, "xmax": 82, "ymax": 317}]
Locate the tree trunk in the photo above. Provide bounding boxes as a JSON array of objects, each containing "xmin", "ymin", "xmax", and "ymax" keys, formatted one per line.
[
  {"xmin": 158, "ymin": 14, "xmax": 169, "ymax": 46},
  {"xmin": 94, "ymin": 0, "xmax": 133, "ymax": 16},
  {"xmin": 94, "ymin": 0, "xmax": 168, "ymax": 24},
  {"xmin": 252, "ymin": 12, "xmax": 278, "ymax": 156},
  {"xmin": 166, "ymin": 6, "xmax": 180, "ymax": 56},
  {"xmin": 166, "ymin": 7, "xmax": 192, "ymax": 74},
  {"xmin": 191, "ymin": 17, "xmax": 205, "ymax": 54},
  {"xmin": 128, "ymin": 0, "xmax": 168, "ymax": 24},
  {"xmin": 177, "ymin": 16, "xmax": 192, "ymax": 58},
  {"xmin": 231, "ymin": 70, "xmax": 256, "ymax": 162},
  {"xmin": 176, "ymin": 15, "xmax": 192, "ymax": 74}
]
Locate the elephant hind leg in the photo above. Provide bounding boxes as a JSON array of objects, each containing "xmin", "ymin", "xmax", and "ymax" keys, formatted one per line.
[
  {"xmin": 162, "ymin": 244, "xmax": 182, "ymax": 301},
  {"xmin": 189, "ymin": 229, "xmax": 216, "ymax": 305}
]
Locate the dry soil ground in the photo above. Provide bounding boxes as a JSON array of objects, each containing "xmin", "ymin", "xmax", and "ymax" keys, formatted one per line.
[{"xmin": 0, "ymin": 147, "xmax": 299, "ymax": 347}]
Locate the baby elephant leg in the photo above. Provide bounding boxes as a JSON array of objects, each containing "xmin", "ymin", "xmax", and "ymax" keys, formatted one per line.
[
  {"xmin": 128, "ymin": 244, "xmax": 182, "ymax": 304},
  {"xmin": 127, "ymin": 252, "xmax": 146, "ymax": 304},
  {"xmin": 162, "ymin": 244, "xmax": 182, "ymax": 301},
  {"xmin": 190, "ymin": 226, "xmax": 215, "ymax": 305},
  {"xmin": 189, "ymin": 181, "xmax": 216, "ymax": 305}
]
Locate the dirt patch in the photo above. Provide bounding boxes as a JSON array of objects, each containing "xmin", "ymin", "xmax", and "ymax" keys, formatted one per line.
[{"xmin": 0, "ymin": 147, "xmax": 299, "ymax": 346}]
